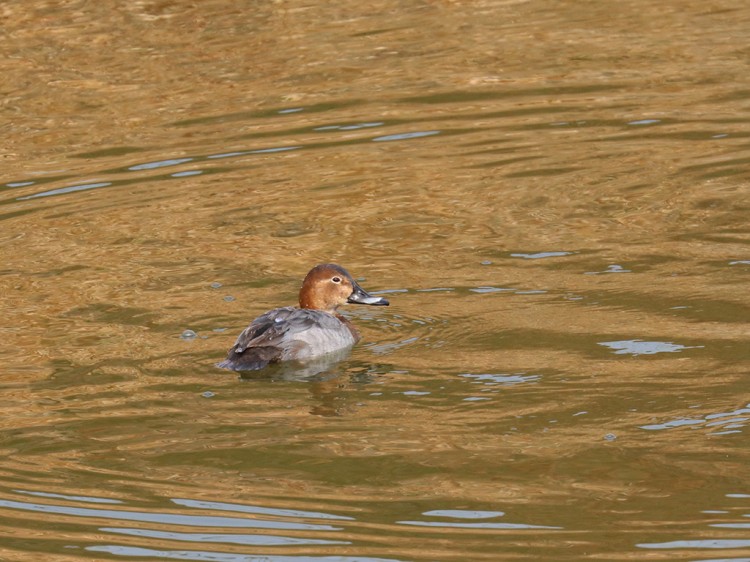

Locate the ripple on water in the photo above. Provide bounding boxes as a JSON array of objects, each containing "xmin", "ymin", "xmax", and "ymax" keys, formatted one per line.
[
  {"xmin": 397, "ymin": 509, "xmax": 562, "ymax": 530},
  {"xmin": 598, "ymin": 339, "xmax": 704, "ymax": 356},
  {"xmin": 2, "ymin": 3, "xmax": 750, "ymax": 562},
  {"xmin": 640, "ymin": 403, "xmax": 750, "ymax": 435},
  {"xmin": 0, "ymin": 486, "xmax": 561, "ymax": 562}
]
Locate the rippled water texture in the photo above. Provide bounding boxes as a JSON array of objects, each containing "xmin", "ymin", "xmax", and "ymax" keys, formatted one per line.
[{"xmin": 1, "ymin": 1, "xmax": 750, "ymax": 560}]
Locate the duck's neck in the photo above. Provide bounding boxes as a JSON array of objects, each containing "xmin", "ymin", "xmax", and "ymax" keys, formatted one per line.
[
  {"xmin": 335, "ymin": 313, "xmax": 360, "ymax": 342},
  {"xmin": 299, "ymin": 295, "xmax": 338, "ymax": 314}
]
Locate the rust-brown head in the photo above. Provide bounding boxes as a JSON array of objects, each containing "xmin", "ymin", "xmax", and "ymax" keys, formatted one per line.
[{"xmin": 298, "ymin": 264, "xmax": 389, "ymax": 313}]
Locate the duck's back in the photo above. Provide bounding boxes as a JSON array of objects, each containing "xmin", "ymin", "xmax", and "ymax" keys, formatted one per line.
[{"xmin": 217, "ymin": 306, "xmax": 358, "ymax": 371}]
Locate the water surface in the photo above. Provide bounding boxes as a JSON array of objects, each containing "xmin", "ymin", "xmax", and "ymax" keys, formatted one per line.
[{"xmin": 1, "ymin": 1, "xmax": 749, "ymax": 560}]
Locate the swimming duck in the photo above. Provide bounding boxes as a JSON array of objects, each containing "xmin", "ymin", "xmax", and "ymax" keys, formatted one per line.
[{"xmin": 217, "ymin": 264, "xmax": 389, "ymax": 371}]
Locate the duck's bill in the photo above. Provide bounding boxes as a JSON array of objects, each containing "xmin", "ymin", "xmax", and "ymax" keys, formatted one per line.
[{"xmin": 348, "ymin": 283, "xmax": 390, "ymax": 306}]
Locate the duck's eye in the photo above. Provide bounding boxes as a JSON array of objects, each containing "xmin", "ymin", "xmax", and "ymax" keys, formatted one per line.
[{"xmin": 331, "ymin": 276, "xmax": 342, "ymax": 284}]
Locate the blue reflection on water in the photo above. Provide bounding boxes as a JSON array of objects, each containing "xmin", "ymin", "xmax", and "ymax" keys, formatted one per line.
[
  {"xmin": 87, "ymin": 545, "xmax": 402, "ymax": 561},
  {"xmin": 598, "ymin": 339, "xmax": 702, "ymax": 356},
  {"xmin": 129, "ymin": 158, "xmax": 194, "ymax": 171},
  {"xmin": 172, "ymin": 498, "xmax": 354, "ymax": 521},
  {"xmin": 372, "ymin": 130, "xmax": 439, "ymax": 142},
  {"xmin": 641, "ymin": 404, "xmax": 750, "ymax": 434},
  {"xmin": 0, "ymin": 499, "xmax": 340, "ymax": 530},
  {"xmin": 100, "ymin": 527, "xmax": 348, "ymax": 546},
  {"xmin": 17, "ymin": 181, "xmax": 112, "ymax": 199}
]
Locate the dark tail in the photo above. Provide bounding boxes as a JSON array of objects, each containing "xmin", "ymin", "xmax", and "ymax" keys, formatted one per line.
[{"xmin": 216, "ymin": 346, "xmax": 280, "ymax": 371}]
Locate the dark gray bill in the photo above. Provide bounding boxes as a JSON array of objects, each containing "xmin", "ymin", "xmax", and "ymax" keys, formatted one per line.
[{"xmin": 347, "ymin": 281, "xmax": 389, "ymax": 306}]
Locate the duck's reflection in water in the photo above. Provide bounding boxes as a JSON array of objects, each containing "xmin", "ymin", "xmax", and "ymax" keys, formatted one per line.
[{"xmin": 238, "ymin": 349, "xmax": 383, "ymax": 417}]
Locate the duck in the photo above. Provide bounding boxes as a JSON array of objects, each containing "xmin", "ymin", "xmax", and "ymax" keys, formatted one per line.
[{"xmin": 217, "ymin": 264, "xmax": 389, "ymax": 371}]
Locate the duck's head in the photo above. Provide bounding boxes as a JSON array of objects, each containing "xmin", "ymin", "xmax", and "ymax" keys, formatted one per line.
[{"xmin": 299, "ymin": 264, "xmax": 389, "ymax": 313}]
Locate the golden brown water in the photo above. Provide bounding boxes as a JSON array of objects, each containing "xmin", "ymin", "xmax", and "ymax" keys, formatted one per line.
[{"xmin": 1, "ymin": 1, "xmax": 750, "ymax": 560}]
